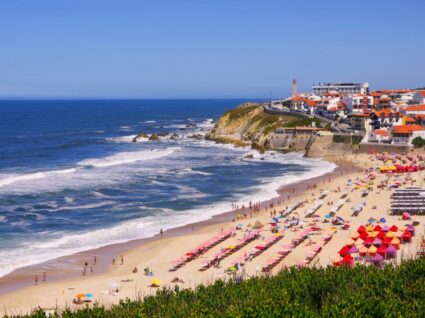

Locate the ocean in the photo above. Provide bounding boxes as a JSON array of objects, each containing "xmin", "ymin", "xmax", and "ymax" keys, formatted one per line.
[{"xmin": 0, "ymin": 100, "xmax": 335, "ymax": 277}]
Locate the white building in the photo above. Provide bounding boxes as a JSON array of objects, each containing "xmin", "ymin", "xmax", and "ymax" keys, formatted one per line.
[
  {"xmin": 312, "ymin": 82, "xmax": 369, "ymax": 96},
  {"xmin": 367, "ymin": 129, "xmax": 391, "ymax": 143},
  {"xmin": 343, "ymin": 94, "xmax": 373, "ymax": 114},
  {"xmin": 413, "ymin": 91, "xmax": 425, "ymax": 104},
  {"xmin": 391, "ymin": 124, "xmax": 425, "ymax": 145},
  {"xmin": 404, "ymin": 105, "xmax": 425, "ymax": 116}
]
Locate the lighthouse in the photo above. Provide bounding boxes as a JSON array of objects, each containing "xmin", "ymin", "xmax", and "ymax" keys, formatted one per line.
[{"xmin": 292, "ymin": 79, "xmax": 298, "ymax": 97}]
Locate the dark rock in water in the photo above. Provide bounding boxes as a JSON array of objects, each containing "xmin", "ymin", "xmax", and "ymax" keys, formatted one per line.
[
  {"xmin": 132, "ymin": 132, "xmax": 148, "ymax": 142},
  {"xmin": 187, "ymin": 134, "xmax": 203, "ymax": 140},
  {"xmin": 170, "ymin": 133, "xmax": 180, "ymax": 141},
  {"xmin": 149, "ymin": 133, "xmax": 159, "ymax": 141},
  {"xmin": 244, "ymin": 154, "xmax": 254, "ymax": 159},
  {"xmin": 260, "ymin": 157, "xmax": 265, "ymax": 160},
  {"xmin": 157, "ymin": 132, "xmax": 170, "ymax": 137}
]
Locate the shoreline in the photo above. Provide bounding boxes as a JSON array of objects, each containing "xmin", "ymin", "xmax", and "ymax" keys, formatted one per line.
[{"xmin": 0, "ymin": 154, "xmax": 356, "ymax": 297}]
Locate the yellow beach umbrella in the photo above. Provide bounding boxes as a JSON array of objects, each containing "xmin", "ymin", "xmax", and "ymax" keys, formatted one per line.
[
  {"xmin": 386, "ymin": 231, "xmax": 394, "ymax": 238},
  {"xmin": 351, "ymin": 232, "xmax": 360, "ymax": 240},
  {"xmin": 369, "ymin": 231, "xmax": 379, "ymax": 238},
  {"xmin": 366, "ymin": 225, "xmax": 374, "ymax": 232},
  {"xmin": 151, "ymin": 279, "xmax": 161, "ymax": 287},
  {"xmin": 227, "ymin": 245, "xmax": 236, "ymax": 249},
  {"xmin": 368, "ymin": 245, "xmax": 377, "ymax": 255},
  {"xmin": 75, "ymin": 294, "xmax": 86, "ymax": 299}
]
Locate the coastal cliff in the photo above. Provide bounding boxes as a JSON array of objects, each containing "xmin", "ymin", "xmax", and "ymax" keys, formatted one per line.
[{"xmin": 206, "ymin": 103, "xmax": 354, "ymax": 156}]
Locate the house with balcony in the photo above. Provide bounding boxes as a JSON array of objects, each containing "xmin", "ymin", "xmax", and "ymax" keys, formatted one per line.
[{"xmin": 391, "ymin": 124, "xmax": 425, "ymax": 145}]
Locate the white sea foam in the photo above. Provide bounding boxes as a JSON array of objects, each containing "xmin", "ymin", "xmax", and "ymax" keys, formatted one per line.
[
  {"xmin": 78, "ymin": 147, "xmax": 179, "ymax": 168},
  {"xmin": 0, "ymin": 168, "xmax": 77, "ymax": 188}
]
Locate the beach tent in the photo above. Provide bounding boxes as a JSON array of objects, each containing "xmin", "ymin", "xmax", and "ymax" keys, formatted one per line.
[
  {"xmin": 369, "ymin": 231, "xmax": 379, "ymax": 238},
  {"xmin": 366, "ymin": 225, "xmax": 374, "ymax": 232},
  {"xmin": 360, "ymin": 231, "xmax": 369, "ymax": 241},
  {"xmin": 382, "ymin": 225, "xmax": 389, "ymax": 232},
  {"xmin": 380, "ymin": 218, "xmax": 387, "ymax": 224},
  {"xmin": 382, "ymin": 237, "xmax": 392, "ymax": 246},
  {"xmin": 374, "ymin": 225, "xmax": 382, "ymax": 232},
  {"xmin": 377, "ymin": 231, "xmax": 386, "ymax": 240}
]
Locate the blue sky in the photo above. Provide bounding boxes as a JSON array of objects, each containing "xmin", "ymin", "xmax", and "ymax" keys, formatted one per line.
[{"xmin": 1, "ymin": 0, "xmax": 424, "ymax": 99}]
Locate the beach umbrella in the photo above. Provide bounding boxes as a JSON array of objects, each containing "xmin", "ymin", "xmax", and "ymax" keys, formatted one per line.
[
  {"xmin": 406, "ymin": 224, "xmax": 415, "ymax": 236},
  {"xmin": 377, "ymin": 231, "xmax": 386, "ymax": 240},
  {"xmin": 386, "ymin": 245, "xmax": 397, "ymax": 258},
  {"xmin": 372, "ymin": 253, "xmax": 384, "ymax": 266},
  {"xmin": 402, "ymin": 212, "xmax": 411, "ymax": 220},
  {"xmin": 75, "ymin": 294, "xmax": 86, "ymax": 299},
  {"xmin": 151, "ymin": 279, "xmax": 161, "ymax": 287},
  {"xmin": 369, "ymin": 231, "xmax": 379, "ymax": 238},
  {"xmin": 359, "ymin": 246, "xmax": 368, "ymax": 256},
  {"xmin": 345, "ymin": 240, "xmax": 355, "ymax": 247},
  {"xmin": 85, "ymin": 293, "xmax": 93, "ymax": 298},
  {"xmin": 391, "ymin": 238, "xmax": 401, "ymax": 249},
  {"xmin": 390, "ymin": 225, "xmax": 398, "ymax": 232},
  {"xmin": 364, "ymin": 237, "xmax": 374, "ymax": 247},
  {"xmin": 368, "ymin": 245, "xmax": 377, "ymax": 256},
  {"xmin": 351, "ymin": 232, "xmax": 360, "ymax": 240},
  {"xmin": 386, "ymin": 231, "xmax": 394, "ymax": 238},
  {"xmin": 374, "ymin": 225, "xmax": 382, "ymax": 232},
  {"xmin": 349, "ymin": 245, "xmax": 359, "ymax": 254},
  {"xmin": 341, "ymin": 255, "xmax": 354, "ymax": 267},
  {"xmin": 366, "ymin": 225, "xmax": 374, "ymax": 232},
  {"xmin": 373, "ymin": 238, "xmax": 382, "ymax": 247},
  {"xmin": 382, "ymin": 225, "xmax": 389, "ymax": 232},
  {"xmin": 360, "ymin": 231, "xmax": 369, "ymax": 240},
  {"xmin": 333, "ymin": 257, "xmax": 342, "ymax": 267},
  {"xmin": 255, "ymin": 245, "xmax": 265, "ymax": 250},
  {"xmin": 402, "ymin": 231, "xmax": 412, "ymax": 242},
  {"xmin": 382, "ymin": 237, "xmax": 392, "ymax": 246},
  {"xmin": 325, "ymin": 214, "xmax": 332, "ymax": 219},
  {"xmin": 339, "ymin": 246, "xmax": 350, "ymax": 256},
  {"xmin": 380, "ymin": 218, "xmax": 387, "ymax": 224},
  {"xmin": 377, "ymin": 245, "xmax": 387, "ymax": 256},
  {"xmin": 357, "ymin": 225, "xmax": 366, "ymax": 233}
]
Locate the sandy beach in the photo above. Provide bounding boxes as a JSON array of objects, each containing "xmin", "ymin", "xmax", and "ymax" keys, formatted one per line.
[{"xmin": 1, "ymin": 152, "xmax": 425, "ymax": 316}]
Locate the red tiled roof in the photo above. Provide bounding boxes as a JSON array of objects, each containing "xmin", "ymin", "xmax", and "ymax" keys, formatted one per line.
[
  {"xmin": 305, "ymin": 100, "xmax": 317, "ymax": 107},
  {"xmin": 417, "ymin": 90, "xmax": 425, "ymax": 97},
  {"xmin": 404, "ymin": 116, "xmax": 416, "ymax": 122},
  {"xmin": 405, "ymin": 104, "xmax": 425, "ymax": 112},
  {"xmin": 392, "ymin": 124, "xmax": 425, "ymax": 134},
  {"xmin": 373, "ymin": 129, "xmax": 389, "ymax": 137},
  {"xmin": 374, "ymin": 109, "xmax": 400, "ymax": 117}
]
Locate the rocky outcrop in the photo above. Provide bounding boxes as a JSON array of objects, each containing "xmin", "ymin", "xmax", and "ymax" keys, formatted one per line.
[
  {"xmin": 206, "ymin": 103, "xmax": 354, "ymax": 157},
  {"xmin": 149, "ymin": 133, "xmax": 159, "ymax": 141},
  {"xmin": 132, "ymin": 132, "xmax": 148, "ymax": 142}
]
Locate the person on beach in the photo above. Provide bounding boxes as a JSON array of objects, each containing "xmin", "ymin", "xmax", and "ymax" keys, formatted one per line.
[
  {"xmin": 34, "ymin": 274, "xmax": 38, "ymax": 285},
  {"xmin": 112, "ymin": 258, "xmax": 116, "ymax": 265},
  {"xmin": 93, "ymin": 256, "xmax": 97, "ymax": 265},
  {"xmin": 160, "ymin": 228, "xmax": 163, "ymax": 236},
  {"xmin": 42, "ymin": 272, "xmax": 46, "ymax": 282},
  {"xmin": 120, "ymin": 254, "xmax": 124, "ymax": 265}
]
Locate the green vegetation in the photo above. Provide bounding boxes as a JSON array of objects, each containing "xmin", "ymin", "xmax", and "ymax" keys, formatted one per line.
[
  {"xmin": 223, "ymin": 105, "xmax": 258, "ymax": 121},
  {"xmin": 284, "ymin": 117, "xmax": 324, "ymax": 128},
  {"xmin": 16, "ymin": 257, "xmax": 425, "ymax": 317},
  {"xmin": 412, "ymin": 136, "xmax": 425, "ymax": 148}
]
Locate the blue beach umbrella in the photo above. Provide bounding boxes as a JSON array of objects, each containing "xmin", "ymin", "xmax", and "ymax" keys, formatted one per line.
[
  {"xmin": 325, "ymin": 214, "xmax": 332, "ymax": 219},
  {"xmin": 85, "ymin": 293, "xmax": 94, "ymax": 298}
]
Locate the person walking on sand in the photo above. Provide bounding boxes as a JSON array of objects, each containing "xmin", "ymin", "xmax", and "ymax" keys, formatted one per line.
[
  {"xmin": 112, "ymin": 258, "xmax": 116, "ymax": 265},
  {"xmin": 42, "ymin": 272, "xmax": 46, "ymax": 282},
  {"xmin": 120, "ymin": 254, "xmax": 124, "ymax": 265},
  {"xmin": 34, "ymin": 274, "xmax": 38, "ymax": 285},
  {"xmin": 93, "ymin": 256, "xmax": 97, "ymax": 266}
]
